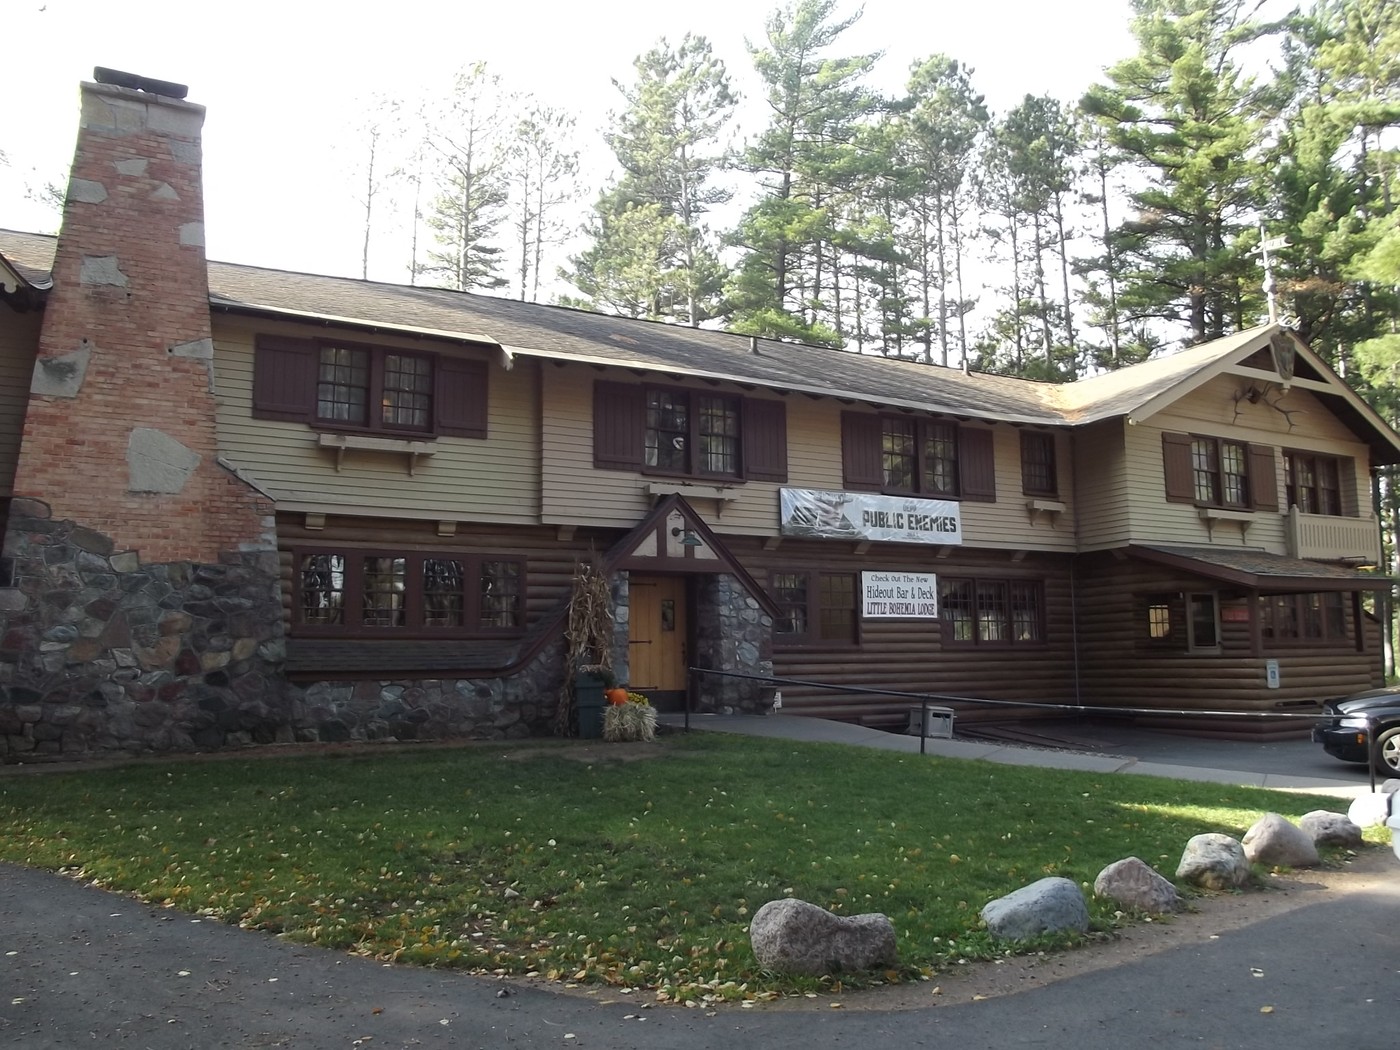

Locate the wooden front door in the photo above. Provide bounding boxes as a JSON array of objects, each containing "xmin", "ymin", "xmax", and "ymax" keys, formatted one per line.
[{"xmin": 629, "ymin": 575, "xmax": 688, "ymax": 709}]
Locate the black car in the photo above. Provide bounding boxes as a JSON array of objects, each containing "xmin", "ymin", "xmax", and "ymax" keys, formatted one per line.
[{"xmin": 1312, "ymin": 686, "xmax": 1400, "ymax": 774}]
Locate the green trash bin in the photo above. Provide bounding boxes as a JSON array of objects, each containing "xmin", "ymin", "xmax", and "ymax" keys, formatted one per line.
[{"xmin": 574, "ymin": 672, "xmax": 606, "ymax": 739}]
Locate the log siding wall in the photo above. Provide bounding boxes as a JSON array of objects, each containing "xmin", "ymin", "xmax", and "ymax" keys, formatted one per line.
[{"xmin": 1073, "ymin": 551, "xmax": 1383, "ymax": 725}]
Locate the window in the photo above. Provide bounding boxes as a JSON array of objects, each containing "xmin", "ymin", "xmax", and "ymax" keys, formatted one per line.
[
  {"xmin": 771, "ymin": 571, "xmax": 857, "ymax": 645},
  {"xmin": 292, "ymin": 549, "xmax": 524, "ymax": 636},
  {"xmin": 1191, "ymin": 437, "xmax": 1249, "ymax": 507},
  {"xmin": 1020, "ymin": 431, "xmax": 1058, "ymax": 496},
  {"xmin": 1147, "ymin": 601, "xmax": 1172, "ymax": 640},
  {"xmin": 841, "ymin": 413, "xmax": 997, "ymax": 501},
  {"xmin": 1161, "ymin": 433, "xmax": 1278, "ymax": 511},
  {"xmin": 1284, "ymin": 452, "xmax": 1343, "ymax": 516},
  {"xmin": 644, "ymin": 389, "xmax": 741, "ymax": 477},
  {"xmin": 1262, "ymin": 592, "xmax": 1350, "ymax": 645},
  {"xmin": 592, "ymin": 381, "xmax": 788, "ymax": 482},
  {"xmin": 252, "ymin": 335, "xmax": 488, "ymax": 438},
  {"xmin": 1186, "ymin": 592, "xmax": 1219, "ymax": 649},
  {"xmin": 939, "ymin": 577, "xmax": 1044, "ymax": 646}
]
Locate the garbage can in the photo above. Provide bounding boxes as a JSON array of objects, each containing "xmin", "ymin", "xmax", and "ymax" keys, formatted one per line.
[{"xmin": 574, "ymin": 672, "xmax": 606, "ymax": 740}]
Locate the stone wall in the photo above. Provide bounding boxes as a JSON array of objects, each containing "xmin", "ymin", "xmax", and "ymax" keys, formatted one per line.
[
  {"xmin": 295, "ymin": 638, "xmax": 565, "ymax": 744},
  {"xmin": 0, "ymin": 501, "xmax": 572, "ymax": 759},
  {"xmin": 0, "ymin": 500, "xmax": 288, "ymax": 757},
  {"xmin": 693, "ymin": 573, "xmax": 774, "ymax": 713}
]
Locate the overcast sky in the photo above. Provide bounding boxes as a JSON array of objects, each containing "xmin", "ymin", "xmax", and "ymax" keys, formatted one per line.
[{"xmin": 0, "ymin": 0, "xmax": 1152, "ymax": 287}]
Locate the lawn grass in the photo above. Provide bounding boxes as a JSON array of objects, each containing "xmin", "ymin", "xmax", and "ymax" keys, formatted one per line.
[{"xmin": 0, "ymin": 732, "xmax": 1371, "ymax": 1002}]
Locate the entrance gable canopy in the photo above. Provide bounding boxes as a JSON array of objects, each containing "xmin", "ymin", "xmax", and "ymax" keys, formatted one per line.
[{"xmin": 605, "ymin": 494, "xmax": 781, "ymax": 618}]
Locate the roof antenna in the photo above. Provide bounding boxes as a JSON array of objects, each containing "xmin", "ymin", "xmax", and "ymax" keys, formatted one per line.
[{"xmin": 1249, "ymin": 224, "xmax": 1289, "ymax": 325}]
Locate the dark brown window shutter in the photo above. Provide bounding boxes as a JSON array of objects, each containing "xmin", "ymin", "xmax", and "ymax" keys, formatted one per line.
[
  {"xmin": 841, "ymin": 412, "xmax": 884, "ymax": 490},
  {"xmin": 742, "ymin": 398, "xmax": 788, "ymax": 482},
  {"xmin": 1247, "ymin": 444, "xmax": 1279, "ymax": 511},
  {"xmin": 252, "ymin": 336, "xmax": 317, "ymax": 421},
  {"xmin": 593, "ymin": 381, "xmax": 645, "ymax": 471},
  {"xmin": 435, "ymin": 357, "xmax": 488, "ymax": 438},
  {"xmin": 1162, "ymin": 432, "xmax": 1195, "ymax": 503},
  {"xmin": 959, "ymin": 426, "xmax": 997, "ymax": 502}
]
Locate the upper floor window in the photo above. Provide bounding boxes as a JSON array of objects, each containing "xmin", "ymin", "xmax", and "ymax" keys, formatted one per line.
[
  {"xmin": 1192, "ymin": 436, "xmax": 1249, "ymax": 508},
  {"xmin": 940, "ymin": 577, "xmax": 1044, "ymax": 646},
  {"xmin": 645, "ymin": 389, "xmax": 741, "ymax": 477},
  {"xmin": 842, "ymin": 413, "xmax": 996, "ymax": 502},
  {"xmin": 317, "ymin": 346, "xmax": 433, "ymax": 432},
  {"xmin": 1162, "ymin": 432, "xmax": 1278, "ymax": 512},
  {"xmin": 253, "ymin": 335, "xmax": 487, "ymax": 439},
  {"xmin": 1020, "ymin": 431, "xmax": 1058, "ymax": 497},
  {"xmin": 771, "ymin": 570, "xmax": 857, "ymax": 646},
  {"xmin": 1284, "ymin": 452, "xmax": 1343, "ymax": 516},
  {"xmin": 593, "ymin": 381, "xmax": 788, "ymax": 483},
  {"xmin": 294, "ymin": 548, "xmax": 523, "ymax": 637}
]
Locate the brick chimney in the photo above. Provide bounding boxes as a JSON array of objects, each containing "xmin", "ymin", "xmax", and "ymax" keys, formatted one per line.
[{"xmin": 12, "ymin": 72, "xmax": 272, "ymax": 562}]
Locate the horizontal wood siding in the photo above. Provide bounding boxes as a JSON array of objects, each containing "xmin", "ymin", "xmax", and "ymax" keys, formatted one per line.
[
  {"xmin": 214, "ymin": 318, "xmax": 540, "ymax": 524},
  {"xmin": 730, "ymin": 537, "xmax": 1078, "ymax": 726},
  {"xmin": 541, "ymin": 363, "xmax": 1077, "ymax": 550},
  {"xmin": 541, "ymin": 363, "xmax": 790, "ymax": 533},
  {"xmin": 1072, "ymin": 419, "xmax": 1132, "ymax": 550},
  {"xmin": 1074, "ymin": 552, "xmax": 1384, "ymax": 726},
  {"xmin": 0, "ymin": 309, "xmax": 39, "ymax": 492},
  {"xmin": 1115, "ymin": 376, "xmax": 1375, "ymax": 552}
]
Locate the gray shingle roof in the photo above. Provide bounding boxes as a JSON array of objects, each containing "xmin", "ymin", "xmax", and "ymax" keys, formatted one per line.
[{"xmin": 0, "ymin": 228, "xmax": 1382, "ymax": 445}]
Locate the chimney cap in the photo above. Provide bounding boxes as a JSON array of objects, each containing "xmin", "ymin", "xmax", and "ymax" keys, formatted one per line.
[{"xmin": 93, "ymin": 67, "xmax": 189, "ymax": 100}]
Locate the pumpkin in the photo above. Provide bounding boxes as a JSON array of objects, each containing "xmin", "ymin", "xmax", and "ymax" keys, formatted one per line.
[{"xmin": 605, "ymin": 687, "xmax": 629, "ymax": 706}]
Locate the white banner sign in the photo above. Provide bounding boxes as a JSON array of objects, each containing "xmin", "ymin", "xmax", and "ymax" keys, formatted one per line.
[
  {"xmin": 779, "ymin": 488, "xmax": 962, "ymax": 545},
  {"xmin": 862, "ymin": 571, "xmax": 938, "ymax": 619}
]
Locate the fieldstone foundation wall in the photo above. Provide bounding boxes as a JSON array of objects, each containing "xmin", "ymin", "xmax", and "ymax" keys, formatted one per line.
[
  {"xmin": 693, "ymin": 573, "xmax": 774, "ymax": 713},
  {"xmin": 0, "ymin": 502, "xmax": 581, "ymax": 758},
  {"xmin": 0, "ymin": 502, "xmax": 288, "ymax": 758},
  {"xmin": 296, "ymin": 637, "xmax": 566, "ymax": 743}
]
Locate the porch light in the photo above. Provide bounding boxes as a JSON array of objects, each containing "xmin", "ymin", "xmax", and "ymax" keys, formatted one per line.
[{"xmin": 671, "ymin": 526, "xmax": 703, "ymax": 547}]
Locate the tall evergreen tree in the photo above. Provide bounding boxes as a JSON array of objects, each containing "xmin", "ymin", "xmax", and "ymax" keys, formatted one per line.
[
  {"xmin": 726, "ymin": 0, "xmax": 879, "ymax": 345},
  {"xmin": 419, "ymin": 64, "xmax": 512, "ymax": 292},
  {"xmin": 901, "ymin": 56, "xmax": 988, "ymax": 365},
  {"xmin": 507, "ymin": 105, "xmax": 580, "ymax": 303},
  {"xmin": 562, "ymin": 35, "xmax": 735, "ymax": 324},
  {"xmin": 1082, "ymin": 0, "xmax": 1279, "ymax": 345}
]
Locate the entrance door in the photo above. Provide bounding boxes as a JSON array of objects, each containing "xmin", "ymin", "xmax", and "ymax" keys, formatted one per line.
[{"xmin": 629, "ymin": 575, "xmax": 688, "ymax": 710}]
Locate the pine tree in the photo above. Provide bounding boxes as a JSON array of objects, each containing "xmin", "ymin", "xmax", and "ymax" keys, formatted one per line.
[
  {"xmin": 901, "ymin": 56, "xmax": 988, "ymax": 365},
  {"xmin": 726, "ymin": 0, "xmax": 878, "ymax": 346},
  {"xmin": 562, "ymin": 35, "xmax": 735, "ymax": 325},
  {"xmin": 1082, "ymin": 0, "xmax": 1279, "ymax": 345},
  {"xmin": 418, "ymin": 64, "xmax": 513, "ymax": 292},
  {"xmin": 508, "ymin": 105, "xmax": 580, "ymax": 303}
]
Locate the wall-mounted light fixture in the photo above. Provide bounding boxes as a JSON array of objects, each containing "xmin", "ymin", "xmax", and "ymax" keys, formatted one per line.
[{"xmin": 671, "ymin": 526, "xmax": 703, "ymax": 547}]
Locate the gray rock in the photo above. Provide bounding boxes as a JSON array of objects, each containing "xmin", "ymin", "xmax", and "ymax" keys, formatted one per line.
[
  {"xmin": 1093, "ymin": 857, "xmax": 1179, "ymax": 914},
  {"xmin": 749, "ymin": 898, "xmax": 897, "ymax": 975},
  {"xmin": 981, "ymin": 877, "xmax": 1090, "ymax": 940},
  {"xmin": 1299, "ymin": 810, "xmax": 1364, "ymax": 849},
  {"xmin": 1243, "ymin": 813, "xmax": 1320, "ymax": 868},
  {"xmin": 1176, "ymin": 833, "xmax": 1251, "ymax": 889}
]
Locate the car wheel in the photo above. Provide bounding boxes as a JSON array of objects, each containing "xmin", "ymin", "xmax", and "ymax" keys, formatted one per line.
[{"xmin": 1372, "ymin": 727, "xmax": 1400, "ymax": 776}]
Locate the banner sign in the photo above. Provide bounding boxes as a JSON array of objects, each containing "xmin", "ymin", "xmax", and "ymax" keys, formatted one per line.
[
  {"xmin": 862, "ymin": 571, "xmax": 939, "ymax": 619},
  {"xmin": 779, "ymin": 488, "xmax": 963, "ymax": 545}
]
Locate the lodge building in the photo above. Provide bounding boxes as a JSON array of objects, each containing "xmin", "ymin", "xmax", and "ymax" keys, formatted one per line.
[{"xmin": 0, "ymin": 73, "xmax": 1396, "ymax": 757}]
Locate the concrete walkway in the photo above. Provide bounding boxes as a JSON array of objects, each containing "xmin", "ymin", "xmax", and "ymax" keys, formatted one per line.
[{"xmin": 660, "ymin": 711, "xmax": 1375, "ymax": 798}]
